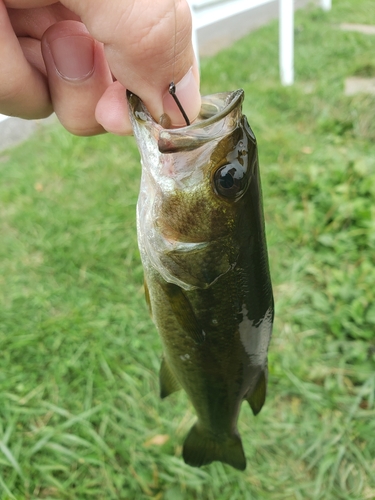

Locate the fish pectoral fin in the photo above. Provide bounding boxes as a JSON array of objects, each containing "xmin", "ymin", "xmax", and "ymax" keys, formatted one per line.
[
  {"xmin": 161, "ymin": 282, "xmax": 205, "ymax": 344},
  {"xmin": 159, "ymin": 357, "xmax": 181, "ymax": 399},
  {"xmin": 245, "ymin": 368, "xmax": 267, "ymax": 416},
  {"xmin": 182, "ymin": 423, "xmax": 246, "ymax": 471},
  {"xmin": 144, "ymin": 279, "xmax": 152, "ymax": 318}
]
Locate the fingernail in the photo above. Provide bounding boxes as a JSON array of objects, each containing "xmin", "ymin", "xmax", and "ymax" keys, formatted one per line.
[
  {"xmin": 49, "ymin": 36, "xmax": 95, "ymax": 81},
  {"xmin": 162, "ymin": 67, "xmax": 201, "ymax": 127}
]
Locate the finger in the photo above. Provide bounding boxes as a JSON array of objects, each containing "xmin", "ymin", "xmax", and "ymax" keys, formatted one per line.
[
  {"xmin": 95, "ymin": 81, "xmax": 132, "ymax": 135},
  {"xmin": 61, "ymin": 0, "xmax": 201, "ymax": 125},
  {"xmin": 0, "ymin": 0, "xmax": 51, "ymax": 118},
  {"xmin": 19, "ymin": 36, "xmax": 46, "ymax": 75},
  {"xmin": 41, "ymin": 20, "xmax": 113, "ymax": 136},
  {"xmin": 4, "ymin": 0, "xmax": 57, "ymax": 7}
]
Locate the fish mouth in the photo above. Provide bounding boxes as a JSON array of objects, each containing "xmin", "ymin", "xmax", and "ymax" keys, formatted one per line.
[{"xmin": 127, "ymin": 89, "xmax": 244, "ymax": 153}]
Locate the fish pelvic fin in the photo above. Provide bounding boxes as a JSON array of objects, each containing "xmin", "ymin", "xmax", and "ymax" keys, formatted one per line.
[
  {"xmin": 245, "ymin": 367, "xmax": 268, "ymax": 416},
  {"xmin": 182, "ymin": 423, "xmax": 246, "ymax": 471},
  {"xmin": 159, "ymin": 357, "xmax": 181, "ymax": 399},
  {"xmin": 144, "ymin": 279, "xmax": 152, "ymax": 317}
]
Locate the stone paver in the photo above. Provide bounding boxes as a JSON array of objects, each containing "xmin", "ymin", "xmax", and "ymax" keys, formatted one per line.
[
  {"xmin": 340, "ymin": 23, "xmax": 375, "ymax": 35},
  {"xmin": 340, "ymin": 23, "xmax": 375, "ymax": 96},
  {"xmin": 344, "ymin": 77, "xmax": 375, "ymax": 96}
]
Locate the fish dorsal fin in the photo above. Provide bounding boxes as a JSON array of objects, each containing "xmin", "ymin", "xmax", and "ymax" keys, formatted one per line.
[
  {"xmin": 159, "ymin": 357, "xmax": 181, "ymax": 399},
  {"xmin": 183, "ymin": 423, "xmax": 246, "ymax": 471},
  {"xmin": 245, "ymin": 368, "xmax": 267, "ymax": 416},
  {"xmin": 161, "ymin": 282, "xmax": 205, "ymax": 344}
]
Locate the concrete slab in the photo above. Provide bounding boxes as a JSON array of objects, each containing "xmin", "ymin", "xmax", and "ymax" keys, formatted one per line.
[
  {"xmin": 344, "ymin": 77, "xmax": 375, "ymax": 96},
  {"xmin": 340, "ymin": 23, "xmax": 375, "ymax": 35},
  {"xmin": 0, "ymin": 115, "xmax": 57, "ymax": 152}
]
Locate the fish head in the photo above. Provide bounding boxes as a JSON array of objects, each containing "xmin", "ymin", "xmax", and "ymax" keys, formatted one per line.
[{"xmin": 128, "ymin": 90, "xmax": 258, "ymax": 290}]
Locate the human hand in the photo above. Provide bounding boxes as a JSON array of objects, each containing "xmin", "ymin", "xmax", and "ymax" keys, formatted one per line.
[{"xmin": 1, "ymin": 0, "xmax": 201, "ymax": 135}]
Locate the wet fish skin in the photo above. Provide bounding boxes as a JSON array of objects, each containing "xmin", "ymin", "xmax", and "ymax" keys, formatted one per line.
[{"xmin": 128, "ymin": 89, "xmax": 274, "ymax": 471}]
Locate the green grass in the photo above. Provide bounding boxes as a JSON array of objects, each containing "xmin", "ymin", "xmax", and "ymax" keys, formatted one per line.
[{"xmin": 1, "ymin": 1, "xmax": 375, "ymax": 498}]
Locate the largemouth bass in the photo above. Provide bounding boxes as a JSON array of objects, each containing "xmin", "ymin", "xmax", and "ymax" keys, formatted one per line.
[{"xmin": 127, "ymin": 89, "xmax": 274, "ymax": 471}]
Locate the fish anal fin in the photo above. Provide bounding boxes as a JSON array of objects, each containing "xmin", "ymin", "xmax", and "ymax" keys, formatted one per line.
[
  {"xmin": 245, "ymin": 368, "xmax": 267, "ymax": 416},
  {"xmin": 159, "ymin": 357, "xmax": 181, "ymax": 399},
  {"xmin": 182, "ymin": 423, "xmax": 246, "ymax": 471}
]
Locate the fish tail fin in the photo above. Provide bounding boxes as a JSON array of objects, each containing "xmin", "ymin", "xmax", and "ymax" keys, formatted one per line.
[{"xmin": 182, "ymin": 423, "xmax": 246, "ymax": 471}]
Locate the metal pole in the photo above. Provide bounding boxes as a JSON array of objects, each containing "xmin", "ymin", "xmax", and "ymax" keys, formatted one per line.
[
  {"xmin": 279, "ymin": 0, "xmax": 294, "ymax": 85},
  {"xmin": 321, "ymin": 0, "xmax": 332, "ymax": 11},
  {"xmin": 189, "ymin": 2, "xmax": 200, "ymax": 70}
]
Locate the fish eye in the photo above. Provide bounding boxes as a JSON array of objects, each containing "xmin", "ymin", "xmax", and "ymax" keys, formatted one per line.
[{"xmin": 213, "ymin": 163, "xmax": 248, "ymax": 199}]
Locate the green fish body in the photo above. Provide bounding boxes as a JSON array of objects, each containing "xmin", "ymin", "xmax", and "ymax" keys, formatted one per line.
[{"xmin": 128, "ymin": 89, "xmax": 274, "ymax": 471}]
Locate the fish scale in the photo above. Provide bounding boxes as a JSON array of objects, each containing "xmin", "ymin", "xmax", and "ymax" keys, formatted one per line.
[{"xmin": 128, "ymin": 89, "xmax": 274, "ymax": 470}]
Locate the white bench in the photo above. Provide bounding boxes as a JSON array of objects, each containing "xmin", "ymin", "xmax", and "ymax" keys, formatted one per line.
[{"xmin": 189, "ymin": 0, "xmax": 332, "ymax": 85}]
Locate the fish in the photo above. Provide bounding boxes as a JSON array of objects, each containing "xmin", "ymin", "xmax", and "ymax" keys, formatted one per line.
[{"xmin": 127, "ymin": 89, "xmax": 274, "ymax": 471}]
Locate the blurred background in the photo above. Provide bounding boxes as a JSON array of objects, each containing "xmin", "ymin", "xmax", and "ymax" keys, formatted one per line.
[{"xmin": 0, "ymin": 1, "xmax": 374, "ymax": 498}]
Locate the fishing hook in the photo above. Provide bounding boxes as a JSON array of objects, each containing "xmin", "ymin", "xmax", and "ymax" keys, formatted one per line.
[{"xmin": 169, "ymin": 82, "xmax": 190, "ymax": 126}]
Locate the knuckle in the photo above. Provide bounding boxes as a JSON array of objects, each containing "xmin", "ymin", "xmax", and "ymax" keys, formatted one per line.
[
  {"xmin": 0, "ymin": 77, "xmax": 27, "ymax": 105},
  {"xmin": 0, "ymin": 73, "xmax": 51, "ymax": 119}
]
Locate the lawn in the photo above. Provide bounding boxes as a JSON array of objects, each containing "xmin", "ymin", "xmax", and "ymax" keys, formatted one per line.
[{"xmin": 0, "ymin": 1, "xmax": 375, "ymax": 499}]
